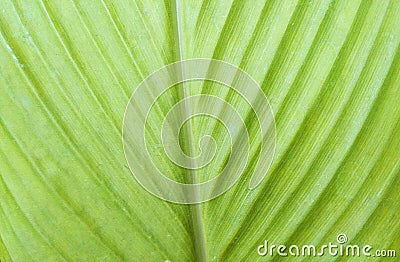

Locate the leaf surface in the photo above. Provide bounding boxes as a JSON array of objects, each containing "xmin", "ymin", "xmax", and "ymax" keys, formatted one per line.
[{"xmin": 0, "ymin": 0, "xmax": 399, "ymax": 261}]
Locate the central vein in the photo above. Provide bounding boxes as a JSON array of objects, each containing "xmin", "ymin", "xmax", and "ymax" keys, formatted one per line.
[{"xmin": 171, "ymin": 0, "xmax": 208, "ymax": 261}]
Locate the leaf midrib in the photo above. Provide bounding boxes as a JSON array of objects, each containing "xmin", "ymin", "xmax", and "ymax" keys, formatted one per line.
[{"xmin": 170, "ymin": 0, "xmax": 208, "ymax": 261}]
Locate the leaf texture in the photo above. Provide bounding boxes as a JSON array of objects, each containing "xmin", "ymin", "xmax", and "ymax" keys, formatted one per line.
[{"xmin": 0, "ymin": 0, "xmax": 399, "ymax": 261}]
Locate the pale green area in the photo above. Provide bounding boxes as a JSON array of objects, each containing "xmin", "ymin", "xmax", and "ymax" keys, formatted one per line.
[{"xmin": 0, "ymin": 0, "xmax": 399, "ymax": 261}]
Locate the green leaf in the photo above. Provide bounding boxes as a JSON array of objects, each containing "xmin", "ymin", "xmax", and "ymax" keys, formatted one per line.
[{"xmin": 1, "ymin": 0, "xmax": 399, "ymax": 261}]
